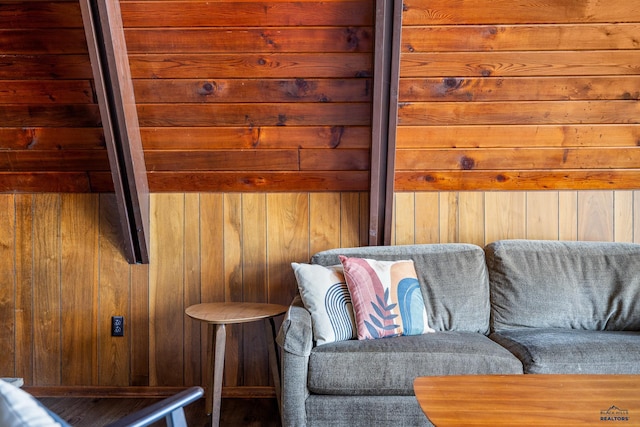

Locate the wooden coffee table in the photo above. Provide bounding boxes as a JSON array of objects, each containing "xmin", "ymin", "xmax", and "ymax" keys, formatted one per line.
[{"xmin": 414, "ymin": 374, "xmax": 640, "ymax": 426}]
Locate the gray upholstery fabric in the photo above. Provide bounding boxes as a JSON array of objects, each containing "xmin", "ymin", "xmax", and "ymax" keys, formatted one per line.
[
  {"xmin": 280, "ymin": 348, "xmax": 311, "ymax": 427},
  {"xmin": 306, "ymin": 396, "xmax": 432, "ymax": 426},
  {"xmin": 491, "ymin": 329, "xmax": 640, "ymax": 374},
  {"xmin": 277, "ymin": 296, "xmax": 314, "ymax": 357},
  {"xmin": 311, "ymin": 243, "xmax": 490, "ymax": 334},
  {"xmin": 486, "ymin": 240, "xmax": 640, "ymax": 332},
  {"xmin": 308, "ymin": 332, "xmax": 523, "ymax": 395}
]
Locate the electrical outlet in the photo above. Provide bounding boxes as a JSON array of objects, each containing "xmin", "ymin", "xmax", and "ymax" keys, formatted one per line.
[{"xmin": 111, "ymin": 316, "xmax": 124, "ymax": 337}]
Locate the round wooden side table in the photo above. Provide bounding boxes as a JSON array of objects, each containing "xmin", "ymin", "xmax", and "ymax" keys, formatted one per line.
[{"xmin": 185, "ymin": 302, "xmax": 287, "ymax": 427}]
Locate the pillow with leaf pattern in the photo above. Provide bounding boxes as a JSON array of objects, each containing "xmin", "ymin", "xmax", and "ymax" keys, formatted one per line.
[{"xmin": 339, "ymin": 256, "xmax": 434, "ymax": 340}]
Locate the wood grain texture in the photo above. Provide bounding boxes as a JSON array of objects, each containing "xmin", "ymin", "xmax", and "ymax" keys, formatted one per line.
[
  {"xmin": 400, "ymin": 51, "xmax": 640, "ymax": 77},
  {"xmin": 526, "ymin": 192, "xmax": 559, "ymax": 240},
  {"xmin": 183, "ymin": 193, "xmax": 202, "ymax": 387},
  {"xmin": 393, "ymin": 190, "xmax": 640, "ymax": 246},
  {"xmin": 1, "ymin": 0, "xmax": 372, "ymax": 193},
  {"xmin": 402, "ymin": 24, "xmax": 640, "ymax": 52},
  {"xmin": 458, "ymin": 192, "xmax": 484, "ymax": 246},
  {"xmin": 0, "ymin": 128, "xmax": 104, "ymax": 150},
  {"xmin": 144, "ymin": 150, "xmax": 299, "ymax": 171},
  {"xmin": 60, "ymin": 194, "xmax": 99, "ymax": 386},
  {"xmin": 402, "ymin": 0, "xmax": 640, "ymax": 25},
  {"xmin": 340, "ymin": 192, "xmax": 365, "ymax": 248},
  {"xmin": 149, "ymin": 194, "xmax": 185, "ymax": 386},
  {"xmin": 125, "ymin": 28, "xmax": 373, "ymax": 53},
  {"xmin": 266, "ymin": 193, "xmax": 309, "ymax": 306},
  {"xmin": 397, "ymin": 101, "xmax": 640, "ymax": 125},
  {"xmin": 485, "ymin": 192, "xmax": 526, "ymax": 244},
  {"xmin": 134, "ymin": 79, "xmax": 372, "ymax": 104},
  {"xmin": 136, "ymin": 103, "xmax": 371, "ymax": 127},
  {"xmin": 1, "ymin": 29, "xmax": 88, "ymax": 54},
  {"xmin": 396, "ymin": 147, "xmax": 640, "ymax": 170},
  {"xmin": 614, "ymin": 191, "xmax": 635, "ymax": 243},
  {"xmin": 399, "ymin": 77, "xmax": 640, "ymax": 102},
  {"xmin": 14, "ymin": 195, "xmax": 34, "ymax": 385},
  {"xmin": 0, "ymin": 55, "xmax": 92, "ymax": 79},
  {"xmin": 577, "ymin": 191, "xmax": 614, "ymax": 241},
  {"xmin": 393, "ymin": 192, "xmax": 415, "ymax": 245},
  {"xmin": 128, "ymin": 53, "xmax": 372, "ymax": 79},
  {"xmin": 395, "ymin": 170, "xmax": 640, "ymax": 191},
  {"xmin": 140, "ymin": 126, "xmax": 370, "ymax": 150},
  {"xmin": 438, "ymin": 192, "xmax": 458, "ymax": 243},
  {"xmin": 242, "ymin": 193, "xmax": 269, "ymax": 386},
  {"xmin": 0, "ymin": 2, "xmax": 83, "ymax": 29},
  {"xmin": 559, "ymin": 191, "xmax": 579, "ymax": 241},
  {"xmin": 397, "ymin": 0, "xmax": 640, "ymax": 193},
  {"xmin": 98, "ymin": 194, "xmax": 131, "ymax": 387},
  {"xmin": 414, "ymin": 374, "xmax": 640, "ymax": 426},
  {"xmin": 223, "ymin": 193, "xmax": 243, "ymax": 386},
  {"xmin": 32, "ymin": 194, "xmax": 61, "ymax": 386},
  {"xmin": 0, "ymin": 81, "xmax": 94, "ymax": 104},
  {"xmin": 146, "ymin": 171, "xmax": 370, "ymax": 192},
  {"xmin": 121, "ymin": 1, "xmax": 373, "ymax": 27},
  {"xmin": 0, "ymin": 195, "xmax": 15, "ymax": 377},
  {"xmin": 395, "ymin": 125, "xmax": 640, "ymax": 148},
  {"xmin": 309, "ymin": 193, "xmax": 341, "ymax": 256}
]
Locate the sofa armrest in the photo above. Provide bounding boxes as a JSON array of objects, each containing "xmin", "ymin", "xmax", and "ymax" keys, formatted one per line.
[
  {"xmin": 276, "ymin": 295, "xmax": 314, "ymax": 357},
  {"xmin": 277, "ymin": 295, "xmax": 313, "ymax": 427}
]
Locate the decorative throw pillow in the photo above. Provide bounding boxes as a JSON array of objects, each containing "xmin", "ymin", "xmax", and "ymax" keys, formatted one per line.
[
  {"xmin": 0, "ymin": 379, "xmax": 67, "ymax": 427},
  {"xmin": 291, "ymin": 262, "xmax": 357, "ymax": 345},
  {"xmin": 339, "ymin": 256, "xmax": 434, "ymax": 340}
]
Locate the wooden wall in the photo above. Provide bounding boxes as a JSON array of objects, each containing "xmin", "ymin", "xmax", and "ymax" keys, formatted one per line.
[
  {"xmin": 392, "ymin": 190, "xmax": 640, "ymax": 246},
  {"xmin": 0, "ymin": 1, "xmax": 106, "ymax": 192},
  {"xmin": 0, "ymin": 192, "xmax": 368, "ymax": 392},
  {"xmin": 395, "ymin": 0, "xmax": 640, "ymax": 191},
  {"xmin": 0, "ymin": 0, "xmax": 373, "ymax": 192}
]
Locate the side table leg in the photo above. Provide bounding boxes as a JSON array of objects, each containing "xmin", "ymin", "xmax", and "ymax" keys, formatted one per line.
[
  {"xmin": 208, "ymin": 323, "xmax": 226, "ymax": 427},
  {"xmin": 265, "ymin": 318, "xmax": 282, "ymax": 412}
]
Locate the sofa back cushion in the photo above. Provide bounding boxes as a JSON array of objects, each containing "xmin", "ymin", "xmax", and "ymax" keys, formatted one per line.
[
  {"xmin": 486, "ymin": 240, "xmax": 640, "ymax": 332},
  {"xmin": 311, "ymin": 243, "xmax": 489, "ymax": 334}
]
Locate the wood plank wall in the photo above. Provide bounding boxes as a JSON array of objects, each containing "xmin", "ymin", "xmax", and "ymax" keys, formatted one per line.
[
  {"xmin": 0, "ymin": 1, "xmax": 106, "ymax": 192},
  {"xmin": 392, "ymin": 191, "xmax": 640, "ymax": 246},
  {"xmin": 0, "ymin": 192, "xmax": 368, "ymax": 391},
  {"xmin": 123, "ymin": 0, "xmax": 373, "ymax": 192},
  {"xmin": 395, "ymin": 0, "xmax": 640, "ymax": 191},
  {"xmin": 0, "ymin": 0, "xmax": 373, "ymax": 192}
]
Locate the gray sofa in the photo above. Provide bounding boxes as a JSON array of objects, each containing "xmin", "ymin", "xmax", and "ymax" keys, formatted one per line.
[{"xmin": 276, "ymin": 240, "xmax": 640, "ymax": 426}]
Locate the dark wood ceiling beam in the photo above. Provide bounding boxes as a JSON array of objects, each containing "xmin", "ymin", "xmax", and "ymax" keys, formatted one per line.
[
  {"xmin": 79, "ymin": 0, "xmax": 149, "ymax": 264},
  {"xmin": 369, "ymin": 0, "xmax": 403, "ymax": 246}
]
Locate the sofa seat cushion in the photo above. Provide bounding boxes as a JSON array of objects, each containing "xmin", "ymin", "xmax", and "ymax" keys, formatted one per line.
[
  {"xmin": 305, "ymin": 395, "xmax": 432, "ymax": 427},
  {"xmin": 308, "ymin": 332, "xmax": 523, "ymax": 395},
  {"xmin": 491, "ymin": 329, "xmax": 640, "ymax": 374}
]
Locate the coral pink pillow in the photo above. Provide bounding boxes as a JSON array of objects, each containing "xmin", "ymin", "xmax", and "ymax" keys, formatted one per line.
[{"xmin": 339, "ymin": 256, "xmax": 434, "ymax": 340}]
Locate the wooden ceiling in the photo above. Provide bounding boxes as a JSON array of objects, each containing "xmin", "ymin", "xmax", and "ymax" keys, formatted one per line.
[{"xmin": 0, "ymin": 0, "xmax": 375, "ymax": 193}]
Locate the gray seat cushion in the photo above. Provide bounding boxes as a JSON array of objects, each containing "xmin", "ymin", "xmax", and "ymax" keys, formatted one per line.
[
  {"xmin": 486, "ymin": 240, "xmax": 640, "ymax": 332},
  {"xmin": 306, "ymin": 395, "xmax": 432, "ymax": 427},
  {"xmin": 491, "ymin": 329, "xmax": 640, "ymax": 374},
  {"xmin": 308, "ymin": 332, "xmax": 523, "ymax": 395},
  {"xmin": 311, "ymin": 243, "xmax": 490, "ymax": 334}
]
